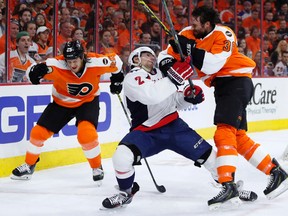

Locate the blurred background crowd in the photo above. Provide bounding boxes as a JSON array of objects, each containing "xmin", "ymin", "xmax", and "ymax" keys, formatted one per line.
[{"xmin": 0, "ymin": 0, "xmax": 287, "ymax": 83}]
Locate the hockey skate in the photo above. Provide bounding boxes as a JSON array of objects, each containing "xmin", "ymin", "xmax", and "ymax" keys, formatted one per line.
[
  {"xmin": 264, "ymin": 158, "xmax": 288, "ymax": 200},
  {"xmin": 236, "ymin": 180, "xmax": 258, "ymax": 202},
  {"xmin": 11, "ymin": 158, "xmax": 40, "ymax": 180},
  {"xmin": 208, "ymin": 181, "xmax": 242, "ymax": 210},
  {"xmin": 102, "ymin": 182, "xmax": 140, "ymax": 209},
  {"xmin": 93, "ymin": 166, "xmax": 104, "ymax": 186},
  {"xmin": 212, "ymin": 180, "xmax": 258, "ymax": 202}
]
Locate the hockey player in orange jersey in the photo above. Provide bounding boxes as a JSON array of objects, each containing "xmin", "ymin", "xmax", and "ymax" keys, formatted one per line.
[
  {"xmin": 158, "ymin": 6, "xmax": 288, "ymax": 210},
  {"xmin": 11, "ymin": 40, "xmax": 124, "ymax": 185}
]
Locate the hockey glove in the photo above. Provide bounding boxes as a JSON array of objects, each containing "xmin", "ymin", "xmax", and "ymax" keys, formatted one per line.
[
  {"xmin": 167, "ymin": 56, "xmax": 194, "ymax": 86},
  {"xmin": 183, "ymin": 84, "xmax": 204, "ymax": 104},
  {"xmin": 110, "ymin": 72, "xmax": 124, "ymax": 94},
  {"xmin": 29, "ymin": 63, "xmax": 50, "ymax": 84},
  {"xmin": 169, "ymin": 35, "xmax": 196, "ymax": 56}
]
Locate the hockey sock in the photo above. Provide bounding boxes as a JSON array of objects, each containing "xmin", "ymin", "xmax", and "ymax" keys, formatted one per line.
[
  {"xmin": 214, "ymin": 124, "xmax": 238, "ymax": 183},
  {"xmin": 78, "ymin": 121, "xmax": 101, "ymax": 168},
  {"xmin": 236, "ymin": 130, "xmax": 275, "ymax": 174},
  {"xmin": 26, "ymin": 125, "xmax": 53, "ymax": 165}
]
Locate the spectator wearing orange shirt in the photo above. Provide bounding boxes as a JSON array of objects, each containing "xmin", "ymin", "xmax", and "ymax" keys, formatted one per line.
[
  {"xmin": 133, "ymin": 2, "xmax": 147, "ymax": 28},
  {"xmin": 242, "ymin": 9, "xmax": 260, "ymax": 34},
  {"xmin": 117, "ymin": 19, "xmax": 142, "ymax": 52},
  {"xmin": 263, "ymin": 12, "xmax": 277, "ymax": 33},
  {"xmin": 99, "ymin": 29, "xmax": 118, "ymax": 54},
  {"xmin": 57, "ymin": 21, "xmax": 72, "ymax": 53},
  {"xmin": 0, "ymin": 19, "xmax": 19, "ymax": 55},
  {"xmin": 246, "ymin": 26, "xmax": 261, "ymax": 58}
]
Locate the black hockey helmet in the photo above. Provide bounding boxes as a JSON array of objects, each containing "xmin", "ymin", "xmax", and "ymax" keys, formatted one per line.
[{"xmin": 63, "ymin": 40, "xmax": 84, "ymax": 60}]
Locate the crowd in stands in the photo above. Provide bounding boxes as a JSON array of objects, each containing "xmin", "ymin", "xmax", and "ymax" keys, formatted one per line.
[{"xmin": 0, "ymin": 0, "xmax": 288, "ymax": 83}]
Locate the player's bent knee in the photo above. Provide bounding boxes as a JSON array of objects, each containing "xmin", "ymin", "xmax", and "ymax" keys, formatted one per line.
[
  {"xmin": 113, "ymin": 144, "xmax": 142, "ymax": 170},
  {"xmin": 113, "ymin": 145, "xmax": 135, "ymax": 171},
  {"xmin": 77, "ymin": 121, "xmax": 98, "ymax": 144},
  {"xmin": 30, "ymin": 125, "xmax": 53, "ymax": 141}
]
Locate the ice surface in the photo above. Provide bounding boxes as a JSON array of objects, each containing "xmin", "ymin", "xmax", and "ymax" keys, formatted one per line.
[{"xmin": 1, "ymin": 130, "xmax": 288, "ymax": 216}]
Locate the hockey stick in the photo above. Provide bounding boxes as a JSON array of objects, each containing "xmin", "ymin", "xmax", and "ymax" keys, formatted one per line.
[
  {"xmin": 137, "ymin": 0, "xmax": 194, "ymax": 92},
  {"xmin": 116, "ymin": 94, "xmax": 166, "ymax": 193},
  {"xmin": 161, "ymin": 0, "xmax": 195, "ymax": 89}
]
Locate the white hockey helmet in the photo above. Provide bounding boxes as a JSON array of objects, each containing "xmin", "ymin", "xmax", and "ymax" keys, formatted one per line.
[{"xmin": 128, "ymin": 46, "xmax": 156, "ymax": 67}]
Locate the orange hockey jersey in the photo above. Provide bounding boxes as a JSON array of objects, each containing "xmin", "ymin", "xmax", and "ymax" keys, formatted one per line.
[
  {"xmin": 160, "ymin": 25, "xmax": 256, "ymax": 87},
  {"xmin": 28, "ymin": 52, "xmax": 123, "ymax": 108}
]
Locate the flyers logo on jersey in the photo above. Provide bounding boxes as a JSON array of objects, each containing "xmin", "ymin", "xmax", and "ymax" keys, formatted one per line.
[{"xmin": 67, "ymin": 83, "xmax": 93, "ymax": 96}]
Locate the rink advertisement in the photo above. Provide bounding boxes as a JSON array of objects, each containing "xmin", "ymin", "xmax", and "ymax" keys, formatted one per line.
[{"xmin": 1, "ymin": 78, "xmax": 288, "ymax": 177}]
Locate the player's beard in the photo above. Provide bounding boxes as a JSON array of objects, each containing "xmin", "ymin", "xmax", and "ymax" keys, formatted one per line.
[{"xmin": 193, "ymin": 29, "xmax": 209, "ymax": 39}]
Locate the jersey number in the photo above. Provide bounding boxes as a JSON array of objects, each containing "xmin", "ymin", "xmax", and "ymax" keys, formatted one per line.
[
  {"xmin": 135, "ymin": 76, "xmax": 144, "ymax": 85},
  {"xmin": 223, "ymin": 40, "xmax": 236, "ymax": 52}
]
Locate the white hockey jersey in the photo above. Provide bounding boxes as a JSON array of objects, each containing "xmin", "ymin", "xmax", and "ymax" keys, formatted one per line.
[{"xmin": 123, "ymin": 66, "xmax": 192, "ymax": 131}]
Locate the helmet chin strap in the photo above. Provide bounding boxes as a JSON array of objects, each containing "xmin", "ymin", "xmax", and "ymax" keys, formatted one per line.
[{"xmin": 140, "ymin": 64, "xmax": 153, "ymax": 73}]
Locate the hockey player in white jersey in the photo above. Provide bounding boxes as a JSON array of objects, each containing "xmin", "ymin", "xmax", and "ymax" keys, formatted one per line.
[{"xmin": 101, "ymin": 47, "xmax": 257, "ymax": 209}]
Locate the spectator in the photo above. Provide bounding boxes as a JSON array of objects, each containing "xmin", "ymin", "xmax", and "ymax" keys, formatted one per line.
[
  {"xmin": 270, "ymin": 39, "xmax": 288, "ymax": 66},
  {"xmin": 174, "ymin": 14, "xmax": 188, "ymax": 32},
  {"xmin": 150, "ymin": 20, "xmax": 161, "ymax": 46},
  {"xmin": 277, "ymin": 19, "xmax": 288, "ymax": 40},
  {"xmin": 102, "ymin": 20, "xmax": 117, "ymax": 46},
  {"xmin": 252, "ymin": 50, "xmax": 262, "ymax": 77},
  {"xmin": 133, "ymin": 1, "xmax": 147, "ymax": 28},
  {"xmin": 34, "ymin": 13, "xmax": 47, "ymax": 28},
  {"xmin": 263, "ymin": 0, "xmax": 276, "ymax": 15},
  {"xmin": 0, "ymin": 19, "xmax": 19, "ymax": 55},
  {"xmin": 238, "ymin": 1, "xmax": 252, "ymax": 20},
  {"xmin": 272, "ymin": 50, "xmax": 288, "ymax": 76},
  {"xmin": 12, "ymin": 2, "xmax": 28, "ymax": 19},
  {"xmin": 238, "ymin": 38, "xmax": 252, "ymax": 59},
  {"xmin": 139, "ymin": 32, "xmax": 152, "ymax": 45},
  {"xmin": 18, "ymin": 8, "xmax": 33, "ymax": 32},
  {"xmin": 117, "ymin": 19, "xmax": 142, "ymax": 52},
  {"xmin": 263, "ymin": 11, "xmax": 277, "ymax": 33},
  {"xmin": 245, "ymin": 26, "xmax": 261, "ymax": 58},
  {"xmin": 57, "ymin": 21, "xmax": 72, "ymax": 52},
  {"xmin": 118, "ymin": 0, "xmax": 128, "ymax": 13},
  {"xmin": 60, "ymin": 7, "xmax": 70, "ymax": 22},
  {"xmin": 119, "ymin": 46, "xmax": 130, "ymax": 74},
  {"xmin": 266, "ymin": 26, "xmax": 279, "ymax": 55},
  {"xmin": 219, "ymin": 2, "xmax": 234, "ymax": 29},
  {"xmin": 36, "ymin": 26, "xmax": 51, "ymax": 60},
  {"xmin": 111, "ymin": 10, "xmax": 126, "ymax": 35},
  {"xmin": 242, "ymin": 9, "xmax": 260, "ymax": 34},
  {"xmin": 71, "ymin": 27, "xmax": 86, "ymax": 50},
  {"xmin": 99, "ymin": 29, "xmax": 118, "ymax": 54},
  {"xmin": 0, "ymin": 31, "xmax": 35, "ymax": 83},
  {"xmin": 23, "ymin": 21, "xmax": 40, "ymax": 61},
  {"xmin": 105, "ymin": 6, "xmax": 116, "ymax": 22}
]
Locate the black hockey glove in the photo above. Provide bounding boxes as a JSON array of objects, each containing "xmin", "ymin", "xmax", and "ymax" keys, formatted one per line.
[
  {"xmin": 110, "ymin": 72, "xmax": 124, "ymax": 94},
  {"xmin": 29, "ymin": 63, "xmax": 50, "ymax": 84},
  {"xmin": 183, "ymin": 84, "xmax": 204, "ymax": 104},
  {"xmin": 169, "ymin": 35, "xmax": 196, "ymax": 56}
]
